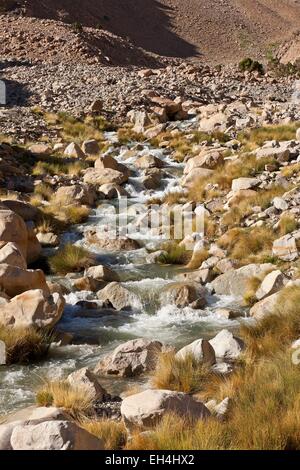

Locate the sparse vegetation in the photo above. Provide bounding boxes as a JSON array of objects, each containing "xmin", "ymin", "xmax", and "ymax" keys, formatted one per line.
[
  {"xmin": 158, "ymin": 241, "xmax": 191, "ymax": 265},
  {"xmin": 81, "ymin": 419, "xmax": 127, "ymax": 450},
  {"xmin": 239, "ymin": 58, "xmax": 264, "ymax": 74},
  {"xmin": 49, "ymin": 243, "xmax": 95, "ymax": 274},
  {"xmin": 152, "ymin": 352, "xmax": 212, "ymax": 394},
  {"xmin": 0, "ymin": 325, "xmax": 51, "ymax": 365},
  {"xmin": 36, "ymin": 379, "xmax": 94, "ymax": 419}
]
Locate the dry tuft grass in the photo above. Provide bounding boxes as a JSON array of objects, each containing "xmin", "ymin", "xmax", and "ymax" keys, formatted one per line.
[
  {"xmin": 218, "ymin": 226, "xmax": 275, "ymax": 264},
  {"xmin": 81, "ymin": 419, "xmax": 127, "ymax": 450},
  {"xmin": 36, "ymin": 380, "xmax": 94, "ymax": 420},
  {"xmin": 49, "ymin": 243, "xmax": 95, "ymax": 274},
  {"xmin": 186, "ymin": 248, "xmax": 209, "ymax": 269},
  {"xmin": 238, "ymin": 123, "xmax": 300, "ymax": 150},
  {"xmin": 151, "ymin": 352, "xmax": 212, "ymax": 394},
  {"xmin": 0, "ymin": 325, "xmax": 50, "ymax": 364},
  {"xmin": 158, "ymin": 242, "xmax": 191, "ymax": 265},
  {"xmin": 278, "ymin": 214, "xmax": 298, "ymax": 236}
]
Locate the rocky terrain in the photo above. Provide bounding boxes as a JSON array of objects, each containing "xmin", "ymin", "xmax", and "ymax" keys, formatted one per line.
[
  {"xmin": 1, "ymin": 0, "xmax": 300, "ymax": 454},
  {"xmin": 2, "ymin": 0, "xmax": 300, "ymax": 64}
]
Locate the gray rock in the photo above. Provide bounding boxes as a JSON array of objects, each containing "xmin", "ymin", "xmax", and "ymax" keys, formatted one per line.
[
  {"xmin": 209, "ymin": 329, "xmax": 244, "ymax": 359},
  {"xmin": 10, "ymin": 420, "xmax": 104, "ymax": 450},
  {"xmin": 121, "ymin": 389, "xmax": 210, "ymax": 430},
  {"xmin": 210, "ymin": 263, "xmax": 274, "ymax": 300},
  {"xmin": 94, "ymin": 338, "xmax": 163, "ymax": 377}
]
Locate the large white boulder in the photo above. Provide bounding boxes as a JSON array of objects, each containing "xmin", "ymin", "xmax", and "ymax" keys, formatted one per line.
[
  {"xmin": 121, "ymin": 389, "xmax": 210, "ymax": 430},
  {"xmin": 209, "ymin": 329, "xmax": 244, "ymax": 359},
  {"xmin": 10, "ymin": 420, "xmax": 103, "ymax": 450}
]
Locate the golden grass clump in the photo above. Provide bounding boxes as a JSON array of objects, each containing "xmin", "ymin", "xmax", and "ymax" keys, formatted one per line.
[
  {"xmin": 238, "ymin": 123, "xmax": 300, "ymax": 150},
  {"xmin": 217, "ymin": 226, "xmax": 275, "ymax": 264},
  {"xmin": 151, "ymin": 352, "xmax": 212, "ymax": 394},
  {"xmin": 186, "ymin": 248, "xmax": 209, "ymax": 269},
  {"xmin": 278, "ymin": 214, "xmax": 298, "ymax": 236},
  {"xmin": 49, "ymin": 243, "xmax": 95, "ymax": 274},
  {"xmin": 0, "ymin": 325, "xmax": 50, "ymax": 365},
  {"xmin": 81, "ymin": 419, "xmax": 127, "ymax": 450},
  {"xmin": 36, "ymin": 380, "xmax": 94, "ymax": 420},
  {"xmin": 158, "ymin": 242, "xmax": 191, "ymax": 265}
]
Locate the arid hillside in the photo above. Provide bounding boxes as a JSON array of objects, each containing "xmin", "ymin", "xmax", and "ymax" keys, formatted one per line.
[{"xmin": 16, "ymin": 0, "xmax": 300, "ymax": 63}]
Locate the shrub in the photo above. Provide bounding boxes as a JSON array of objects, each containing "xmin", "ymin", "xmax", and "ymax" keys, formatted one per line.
[
  {"xmin": 239, "ymin": 58, "xmax": 264, "ymax": 74},
  {"xmin": 0, "ymin": 325, "xmax": 51, "ymax": 365},
  {"xmin": 238, "ymin": 124, "xmax": 300, "ymax": 148},
  {"xmin": 49, "ymin": 243, "xmax": 95, "ymax": 274},
  {"xmin": 71, "ymin": 22, "xmax": 83, "ymax": 33}
]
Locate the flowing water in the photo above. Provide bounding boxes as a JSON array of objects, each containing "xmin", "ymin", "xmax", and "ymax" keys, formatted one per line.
[{"xmin": 0, "ymin": 128, "xmax": 245, "ymax": 415}]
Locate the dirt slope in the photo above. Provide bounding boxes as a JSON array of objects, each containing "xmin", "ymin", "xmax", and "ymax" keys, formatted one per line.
[{"xmin": 2, "ymin": 0, "xmax": 300, "ymax": 64}]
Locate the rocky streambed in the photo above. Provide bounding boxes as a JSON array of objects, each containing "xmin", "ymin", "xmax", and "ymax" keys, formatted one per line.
[{"xmin": 0, "ymin": 128, "xmax": 245, "ymax": 416}]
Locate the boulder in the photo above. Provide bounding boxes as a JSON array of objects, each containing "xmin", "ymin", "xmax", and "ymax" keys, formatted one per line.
[
  {"xmin": 296, "ymin": 128, "xmax": 300, "ymax": 142},
  {"xmin": 143, "ymin": 124, "xmax": 166, "ymax": 139},
  {"xmin": 176, "ymin": 339, "xmax": 216, "ymax": 365},
  {"xmin": 227, "ymin": 189, "xmax": 257, "ymax": 207},
  {"xmin": 121, "ymin": 389, "xmax": 210, "ymax": 429},
  {"xmin": 0, "ymin": 289, "xmax": 65, "ymax": 329},
  {"xmin": 83, "ymin": 168, "xmax": 128, "ymax": 186},
  {"xmin": 273, "ymin": 197, "xmax": 289, "ymax": 211},
  {"xmin": 99, "ymin": 184, "xmax": 129, "ymax": 199},
  {"xmin": 84, "ymin": 265, "xmax": 120, "ymax": 282},
  {"xmin": 0, "ymin": 208, "xmax": 28, "ymax": 260},
  {"xmin": 210, "ymin": 263, "xmax": 274, "ymax": 300},
  {"xmin": 67, "ymin": 367, "xmax": 107, "ymax": 400},
  {"xmin": 231, "ymin": 177, "xmax": 260, "ymax": 192},
  {"xmin": 94, "ymin": 338, "xmax": 162, "ymax": 377},
  {"xmin": 132, "ymin": 111, "xmax": 151, "ymax": 133},
  {"xmin": 0, "ymin": 242, "xmax": 26, "ymax": 269},
  {"xmin": 160, "ymin": 282, "xmax": 207, "ymax": 309},
  {"xmin": 250, "ymin": 292, "xmax": 280, "ymax": 319},
  {"xmin": 0, "ymin": 340, "xmax": 6, "ymax": 365},
  {"xmin": 64, "ymin": 142, "xmax": 85, "ymax": 159},
  {"xmin": 72, "ymin": 276, "xmax": 103, "ymax": 292},
  {"xmin": 141, "ymin": 168, "xmax": 163, "ymax": 189},
  {"xmin": 28, "ymin": 144, "xmax": 51, "ymax": 155},
  {"xmin": 255, "ymin": 270, "xmax": 287, "ymax": 301},
  {"xmin": 81, "ymin": 140, "xmax": 100, "ymax": 156},
  {"xmin": 26, "ymin": 222, "xmax": 42, "ymax": 264},
  {"xmin": 181, "ymin": 168, "xmax": 214, "ymax": 187},
  {"xmin": 135, "ymin": 155, "xmax": 164, "ymax": 169},
  {"xmin": 272, "ymin": 233, "xmax": 300, "ymax": 261},
  {"xmin": 97, "ymin": 282, "xmax": 140, "ymax": 310},
  {"xmin": 215, "ymin": 308, "xmax": 243, "ymax": 319},
  {"xmin": 90, "ymin": 99, "xmax": 103, "ymax": 113},
  {"xmin": 10, "ymin": 420, "xmax": 103, "ymax": 450},
  {"xmin": 256, "ymin": 146, "xmax": 290, "ymax": 162},
  {"xmin": 184, "ymin": 151, "xmax": 223, "ymax": 174},
  {"xmin": 86, "ymin": 233, "xmax": 140, "ymax": 251},
  {"xmin": 199, "ymin": 112, "xmax": 229, "ymax": 132},
  {"xmin": 95, "ymin": 155, "xmax": 130, "ymax": 176},
  {"xmin": 36, "ymin": 232, "xmax": 59, "ymax": 247},
  {"xmin": 209, "ymin": 329, "xmax": 244, "ymax": 359},
  {"xmin": 0, "ymin": 264, "xmax": 48, "ymax": 297},
  {"xmin": 1, "ymin": 200, "xmax": 39, "ymax": 222},
  {"xmin": 55, "ymin": 184, "xmax": 96, "ymax": 206},
  {"xmin": 2, "ymin": 406, "xmax": 70, "ymax": 425}
]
